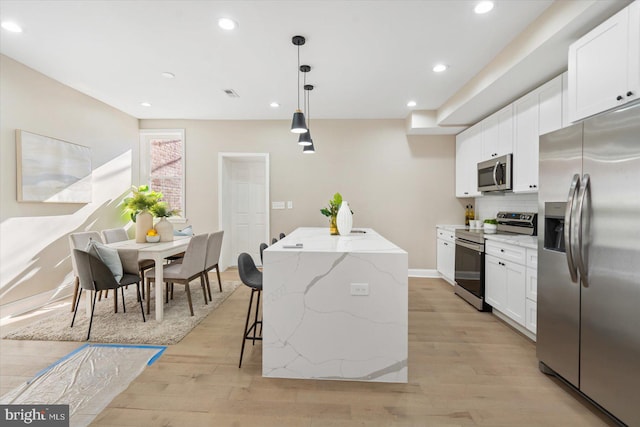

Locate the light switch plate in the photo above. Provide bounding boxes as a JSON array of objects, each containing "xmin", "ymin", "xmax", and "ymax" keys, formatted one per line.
[
  {"xmin": 272, "ymin": 201, "xmax": 285, "ymax": 210},
  {"xmin": 350, "ymin": 283, "xmax": 369, "ymax": 296}
]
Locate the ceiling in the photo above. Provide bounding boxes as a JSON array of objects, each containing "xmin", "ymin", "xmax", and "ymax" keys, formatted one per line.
[{"xmin": 0, "ymin": 1, "xmax": 628, "ymax": 124}]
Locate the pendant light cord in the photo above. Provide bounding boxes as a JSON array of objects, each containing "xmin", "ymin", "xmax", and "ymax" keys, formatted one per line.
[{"xmin": 297, "ymin": 45, "xmax": 301, "ymax": 110}]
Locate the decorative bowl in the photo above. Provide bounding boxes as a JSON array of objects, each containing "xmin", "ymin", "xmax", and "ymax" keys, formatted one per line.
[
  {"xmin": 146, "ymin": 235, "xmax": 160, "ymax": 243},
  {"xmin": 484, "ymin": 223, "xmax": 497, "ymax": 234}
]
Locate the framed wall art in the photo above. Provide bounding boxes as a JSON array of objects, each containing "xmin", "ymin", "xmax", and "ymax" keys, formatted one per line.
[{"xmin": 16, "ymin": 130, "xmax": 92, "ymax": 203}]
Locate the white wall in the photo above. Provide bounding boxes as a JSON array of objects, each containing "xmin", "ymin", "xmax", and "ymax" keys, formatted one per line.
[
  {"xmin": 0, "ymin": 55, "xmax": 139, "ymax": 312},
  {"xmin": 475, "ymin": 193, "xmax": 538, "ymax": 222},
  {"xmin": 140, "ymin": 119, "xmax": 466, "ymax": 269}
]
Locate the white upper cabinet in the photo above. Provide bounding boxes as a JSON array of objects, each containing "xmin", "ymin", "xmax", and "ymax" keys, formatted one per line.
[
  {"xmin": 538, "ymin": 75, "xmax": 563, "ymax": 136},
  {"xmin": 481, "ymin": 104, "xmax": 514, "ymax": 161},
  {"xmin": 455, "ymin": 124, "xmax": 482, "ymax": 198},
  {"xmin": 513, "ymin": 91, "xmax": 539, "ymax": 192},
  {"xmin": 513, "ymin": 74, "xmax": 563, "ymax": 193},
  {"xmin": 568, "ymin": 1, "xmax": 640, "ymax": 122}
]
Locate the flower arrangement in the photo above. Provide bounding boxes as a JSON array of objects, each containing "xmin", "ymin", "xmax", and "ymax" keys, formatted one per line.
[
  {"xmin": 150, "ymin": 201, "xmax": 180, "ymax": 218},
  {"xmin": 320, "ymin": 192, "xmax": 343, "ymax": 218},
  {"xmin": 122, "ymin": 185, "xmax": 163, "ymax": 222}
]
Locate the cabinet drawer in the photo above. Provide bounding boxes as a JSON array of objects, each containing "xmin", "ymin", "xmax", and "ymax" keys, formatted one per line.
[
  {"xmin": 436, "ymin": 228, "xmax": 455, "ymax": 243},
  {"xmin": 486, "ymin": 240, "xmax": 526, "ymax": 265},
  {"xmin": 526, "ymin": 248, "xmax": 538, "ymax": 268}
]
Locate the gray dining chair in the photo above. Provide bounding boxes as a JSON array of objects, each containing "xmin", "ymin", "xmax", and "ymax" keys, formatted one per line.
[
  {"xmin": 70, "ymin": 249, "xmax": 145, "ymax": 340},
  {"xmin": 238, "ymin": 252, "xmax": 263, "ymax": 368},
  {"xmin": 145, "ymin": 233, "xmax": 208, "ymax": 316},
  {"xmin": 202, "ymin": 231, "xmax": 224, "ymax": 300},
  {"xmin": 102, "ymin": 227, "xmax": 154, "ymax": 300},
  {"xmin": 68, "ymin": 231, "xmax": 104, "ymax": 312}
]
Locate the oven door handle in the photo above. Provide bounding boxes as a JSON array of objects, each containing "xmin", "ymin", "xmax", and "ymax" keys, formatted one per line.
[{"xmin": 455, "ymin": 239, "xmax": 484, "ymax": 253}]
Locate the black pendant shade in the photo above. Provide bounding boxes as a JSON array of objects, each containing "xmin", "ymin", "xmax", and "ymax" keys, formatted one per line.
[
  {"xmin": 298, "ymin": 129, "xmax": 312, "ymax": 145},
  {"xmin": 303, "ymin": 140, "xmax": 315, "ymax": 154},
  {"xmin": 291, "ymin": 110, "xmax": 308, "ymax": 134}
]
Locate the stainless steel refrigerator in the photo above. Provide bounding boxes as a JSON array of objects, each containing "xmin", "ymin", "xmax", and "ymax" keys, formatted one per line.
[{"xmin": 537, "ymin": 102, "xmax": 640, "ymax": 426}]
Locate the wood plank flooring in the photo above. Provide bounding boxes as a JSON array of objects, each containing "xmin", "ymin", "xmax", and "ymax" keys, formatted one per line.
[{"xmin": 0, "ymin": 272, "xmax": 616, "ymax": 426}]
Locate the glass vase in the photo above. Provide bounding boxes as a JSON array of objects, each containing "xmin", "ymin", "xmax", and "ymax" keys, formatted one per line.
[{"xmin": 329, "ymin": 215, "xmax": 339, "ymax": 235}]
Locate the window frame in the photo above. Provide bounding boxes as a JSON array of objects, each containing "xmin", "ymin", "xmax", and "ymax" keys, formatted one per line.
[{"xmin": 139, "ymin": 129, "xmax": 186, "ymax": 222}]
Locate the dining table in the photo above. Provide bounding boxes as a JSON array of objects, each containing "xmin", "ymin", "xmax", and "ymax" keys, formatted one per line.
[{"xmin": 105, "ymin": 236, "xmax": 191, "ymax": 322}]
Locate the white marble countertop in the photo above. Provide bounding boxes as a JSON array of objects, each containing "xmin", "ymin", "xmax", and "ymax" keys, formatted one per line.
[
  {"xmin": 266, "ymin": 227, "xmax": 407, "ymax": 254},
  {"xmin": 484, "ymin": 234, "xmax": 538, "ymax": 250},
  {"xmin": 436, "ymin": 224, "xmax": 466, "ymax": 232}
]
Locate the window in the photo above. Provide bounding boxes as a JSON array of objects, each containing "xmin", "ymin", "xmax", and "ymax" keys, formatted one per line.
[{"xmin": 139, "ymin": 129, "xmax": 185, "ymax": 219}]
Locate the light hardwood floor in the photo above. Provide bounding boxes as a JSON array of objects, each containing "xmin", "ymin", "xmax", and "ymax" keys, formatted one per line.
[{"xmin": 1, "ymin": 272, "xmax": 616, "ymax": 426}]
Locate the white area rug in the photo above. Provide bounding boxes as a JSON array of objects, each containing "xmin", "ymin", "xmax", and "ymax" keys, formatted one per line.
[
  {"xmin": 0, "ymin": 344, "xmax": 165, "ymax": 427},
  {"xmin": 3, "ymin": 281, "xmax": 240, "ymax": 345}
]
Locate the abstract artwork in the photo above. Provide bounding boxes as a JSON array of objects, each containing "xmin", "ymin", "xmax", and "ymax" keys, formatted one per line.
[{"xmin": 16, "ymin": 130, "xmax": 92, "ymax": 203}]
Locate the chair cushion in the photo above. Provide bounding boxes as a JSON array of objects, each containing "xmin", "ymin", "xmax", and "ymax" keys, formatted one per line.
[
  {"xmin": 174, "ymin": 225, "xmax": 193, "ymax": 236},
  {"xmin": 86, "ymin": 239, "xmax": 123, "ymax": 282}
]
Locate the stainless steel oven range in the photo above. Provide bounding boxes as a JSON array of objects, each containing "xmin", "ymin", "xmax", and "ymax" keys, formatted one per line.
[{"xmin": 454, "ymin": 211, "xmax": 537, "ymax": 311}]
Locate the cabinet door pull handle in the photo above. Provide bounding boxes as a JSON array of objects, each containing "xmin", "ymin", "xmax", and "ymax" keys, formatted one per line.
[
  {"xmin": 617, "ymin": 95, "xmax": 624, "ymax": 101},
  {"xmin": 627, "ymin": 91, "xmax": 634, "ymax": 97},
  {"xmin": 500, "ymin": 249, "xmax": 505, "ymax": 252}
]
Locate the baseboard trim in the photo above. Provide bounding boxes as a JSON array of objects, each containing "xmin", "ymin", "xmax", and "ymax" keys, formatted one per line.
[
  {"xmin": 408, "ymin": 269, "xmax": 440, "ymax": 278},
  {"xmin": 0, "ymin": 284, "xmax": 74, "ymax": 320}
]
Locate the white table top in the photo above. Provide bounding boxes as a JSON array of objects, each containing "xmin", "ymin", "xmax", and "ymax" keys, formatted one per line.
[
  {"xmin": 106, "ymin": 235, "xmax": 190, "ymax": 253},
  {"xmin": 266, "ymin": 227, "xmax": 406, "ymax": 254}
]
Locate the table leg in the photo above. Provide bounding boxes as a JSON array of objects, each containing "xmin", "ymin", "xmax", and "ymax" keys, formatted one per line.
[{"xmin": 155, "ymin": 255, "xmax": 164, "ymax": 322}]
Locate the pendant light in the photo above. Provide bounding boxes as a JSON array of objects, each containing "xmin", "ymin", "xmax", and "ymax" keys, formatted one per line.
[
  {"xmin": 302, "ymin": 84, "xmax": 315, "ymax": 154},
  {"xmin": 290, "ymin": 35, "xmax": 308, "ymax": 134},
  {"xmin": 298, "ymin": 65, "xmax": 312, "ymax": 146}
]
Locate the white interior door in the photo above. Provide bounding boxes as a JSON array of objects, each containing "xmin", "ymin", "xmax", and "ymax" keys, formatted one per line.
[
  {"xmin": 230, "ymin": 160, "xmax": 266, "ymax": 266},
  {"xmin": 218, "ymin": 153, "xmax": 269, "ymax": 269}
]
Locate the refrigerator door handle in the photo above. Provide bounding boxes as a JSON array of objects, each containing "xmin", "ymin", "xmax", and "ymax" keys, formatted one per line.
[
  {"xmin": 565, "ymin": 174, "xmax": 580, "ymax": 283},
  {"xmin": 575, "ymin": 173, "xmax": 590, "ymax": 287}
]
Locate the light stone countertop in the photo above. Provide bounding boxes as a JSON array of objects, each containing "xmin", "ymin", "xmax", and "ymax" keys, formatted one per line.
[
  {"xmin": 484, "ymin": 233, "xmax": 538, "ymax": 250},
  {"xmin": 436, "ymin": 224, "xmax": 466, "ymax": 232}
]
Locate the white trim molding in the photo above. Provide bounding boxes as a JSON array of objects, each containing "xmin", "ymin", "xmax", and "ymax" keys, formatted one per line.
[{"xmin": 408, "ymin": 269, "xmax": 440, "ymax": 278}]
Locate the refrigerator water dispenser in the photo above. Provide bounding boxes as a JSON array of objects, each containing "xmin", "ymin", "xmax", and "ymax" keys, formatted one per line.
[{"xmin": 544, "ymin": 202, "xmax": 566, "ymax": 252}]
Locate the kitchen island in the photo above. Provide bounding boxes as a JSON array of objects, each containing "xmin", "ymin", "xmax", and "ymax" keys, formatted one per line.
[{"xmin": 262, "ymin": 227, "xmax": 408, "ymax": 383}]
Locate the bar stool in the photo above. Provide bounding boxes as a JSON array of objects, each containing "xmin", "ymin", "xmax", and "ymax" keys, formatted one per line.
[
  {"xmin": 238, "ymin": 252, "xmax": 263, "ymax": 368},
  {"xmin": 259, "ymin": 243, "xmax": 268, "ymax": 265}
]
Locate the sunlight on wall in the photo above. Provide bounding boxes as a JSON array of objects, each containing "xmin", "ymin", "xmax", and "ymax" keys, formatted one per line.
[{"xmin": 0, "ymin": 151, "xmax": 132, "ymax": 301}]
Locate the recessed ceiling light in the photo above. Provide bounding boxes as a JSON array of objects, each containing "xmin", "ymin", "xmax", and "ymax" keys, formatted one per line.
[
  {"xmin": 161, "ymin": 72, "xmax": 175, "ymax": 79},
  {"xmin": 474, "ymin": 1, "xmax": 494, "ymax": 14},
  {"xmin": 433, "ymin": 64, "xmax": 448, "ymax": 73},
  {"xmin": 270, "ymin": 102, "xmax": 280, "ymax": 108},
  {"xmin": 1, "ymin": 21, "xmax": 23, "ymax": 33},
  {"xmin": 218, "ymin": 18, "xmax": 237, "ymax": 30},
  {"xmin": 407, "ymin": 101, "xmax": 417, "ymax": 107},
  {"xmin": 140, "ymin": 102, "xmax": 152, "ymax": 107}
]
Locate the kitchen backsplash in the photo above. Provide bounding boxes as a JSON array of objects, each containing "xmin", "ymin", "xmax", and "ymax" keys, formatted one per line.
[{"xmin": 475, "ymin": 193, "xmax": 538, "ymax": 222}]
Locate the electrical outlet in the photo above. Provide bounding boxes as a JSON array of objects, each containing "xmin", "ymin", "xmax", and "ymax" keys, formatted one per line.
[
  {"xmin": 350, "ymin": 283, "xmax": 369, "ymax": 296},
  {"xmin": 287, "ymin": 201, "xmax": 293, "ymax": 209}
]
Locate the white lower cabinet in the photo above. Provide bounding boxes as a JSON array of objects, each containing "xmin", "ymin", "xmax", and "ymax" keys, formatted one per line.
[
  {"xmin": 436, "ymin": 228, "xmax": 456, "ymax": 285},
  {"xmin": 485, "ymin": 253, "xmax": 526, "ymax": 326},
  {"xmin": 485, "ymin": 239, "xmax": 539, "ymax": 335}
]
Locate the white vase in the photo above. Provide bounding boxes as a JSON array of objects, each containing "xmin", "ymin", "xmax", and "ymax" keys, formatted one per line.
[
  {"xmin": 135, "ymin": 210, "xmax": 153, "ymax": 243},
  {"xmin": 155, "ymin": 217, "xmax": 174, "ymax": 242},
  {"xmin": 336, "ymin": 201, "xmax": 353, "ymax": 235}
]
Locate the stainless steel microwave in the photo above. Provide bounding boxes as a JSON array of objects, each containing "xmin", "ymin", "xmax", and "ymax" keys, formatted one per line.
[{"xmin": 477, "ymin": 154, "xmax": 512, "ymax": 192}]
